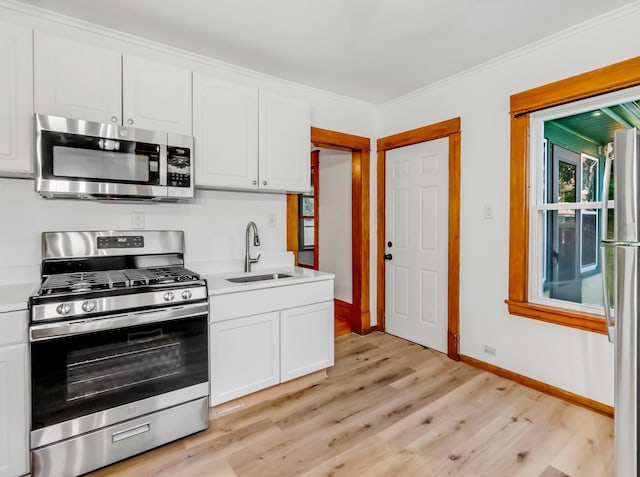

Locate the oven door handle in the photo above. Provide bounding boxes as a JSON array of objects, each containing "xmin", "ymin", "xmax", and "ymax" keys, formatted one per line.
[{"xmin": 29, "ymin": 301, "xmax": 208, "ymax": 342}]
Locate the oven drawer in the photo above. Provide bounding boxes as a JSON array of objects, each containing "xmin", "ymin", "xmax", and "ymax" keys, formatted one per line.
[{"xmin": 32, "ymin": 396, "xmax": 208, "ymax": 477}]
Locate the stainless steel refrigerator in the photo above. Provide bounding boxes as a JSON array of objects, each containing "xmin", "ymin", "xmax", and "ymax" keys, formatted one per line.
[{"xmin": 601, "ymin": 127, "xmax": 639, "ymax": 476}]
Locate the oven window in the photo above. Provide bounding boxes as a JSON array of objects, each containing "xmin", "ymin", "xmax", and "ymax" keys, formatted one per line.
[
  {"xmin": 31, "ymin": 315, "xmax": 208, "ymax": 430},
  {"xmin": 53, "ymin": 146, "xmax": 150, "ymax": 182},
  {"xmin": 66, "ymin": 329, "xmax": 184, "ymax": 402}
]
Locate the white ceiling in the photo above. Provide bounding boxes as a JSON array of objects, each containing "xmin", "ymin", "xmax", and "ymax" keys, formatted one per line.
[{"xmin": 16, "ymin": 0, "xmax": 637, "ymax": 103}]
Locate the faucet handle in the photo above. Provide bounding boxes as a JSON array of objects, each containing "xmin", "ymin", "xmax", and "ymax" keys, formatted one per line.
[{"xmin": 250, "ymin": 253, "xmax": 261, "ymax": 264}]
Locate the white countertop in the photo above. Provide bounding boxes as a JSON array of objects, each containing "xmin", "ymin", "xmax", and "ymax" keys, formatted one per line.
[
  {"xmin": 203, "ymin": 266, "xmax": 334, "ymax": 296},
  {"xmin": 0, "ymin": 283, "xmax": 38, "ymax": 313}
]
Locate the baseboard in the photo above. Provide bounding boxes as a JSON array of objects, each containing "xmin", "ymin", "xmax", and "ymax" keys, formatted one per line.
[
  {"xmin": 208, "ymin": 370, "xmax": 327, "ymax": 420},
  {"xmin": 334, "ymin": 299, "xmax": 353, "ymax": 337},
  {"xmin": 334, "ymin": 299, "xmax": 352, "ymax": 320},
  {"xmin": 459, "ymin": 354, "xmax": 614, "ymax": 417}
]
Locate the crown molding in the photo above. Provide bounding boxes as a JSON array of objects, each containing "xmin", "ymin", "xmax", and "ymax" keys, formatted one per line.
[
  {"xmin": 383, "ymin": 1, "xmax": 640, "ymax": 106},
  {"xmin": 0, "ymin": 0, "xmax": 374, "ymax": 109}
]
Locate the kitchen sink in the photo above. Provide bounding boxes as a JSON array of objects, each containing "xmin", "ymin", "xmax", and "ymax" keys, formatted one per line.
[{"xmin": 226, "ymin": 273, "xmax": 293, "ymax": 283}]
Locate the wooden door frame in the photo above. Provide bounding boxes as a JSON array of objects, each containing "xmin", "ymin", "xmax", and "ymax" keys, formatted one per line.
[
  {"xmin": 287, "ymin": 127, "xmax": 371, "ymax": 335},
  {"xmin": 377, "ymin": 118, "xmax": 461, "ymax": 360}
]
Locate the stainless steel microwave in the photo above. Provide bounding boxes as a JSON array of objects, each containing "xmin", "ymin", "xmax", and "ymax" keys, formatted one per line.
[{"xmin": 35, "ymin": 114, "xmax": 194, "ymax": 201}]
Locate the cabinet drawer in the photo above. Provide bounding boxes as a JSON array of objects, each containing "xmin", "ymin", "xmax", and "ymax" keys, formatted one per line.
[
  {"xmin": 0, "ymin": 311, "xmax": 27, "ymax": 346},
  {"xmin": 210, "ymin": 280, "xmax": 333, "ymax": 322}
]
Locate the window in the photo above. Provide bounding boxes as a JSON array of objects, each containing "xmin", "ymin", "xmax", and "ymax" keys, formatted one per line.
[
  {"xmin": 297, "ymin": 151, "xmax": 319, "ymax": 269},
  {"xmin": 299, "ymin": 191, "xmax": 315, "ymax": 249},
  {"xmin": 507, "ymin": 56, "xmax": 640, "ymax": 334},
  {"xmin": 531, "ymin": 93, "xmax": 640, "ymax": 315}
]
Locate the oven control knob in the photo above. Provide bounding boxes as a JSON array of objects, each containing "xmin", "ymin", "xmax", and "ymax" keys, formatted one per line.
[
  {"xmin": 56, "ymin": 303, "xmax": 71, "ymax": 316},
  {"xmin": 181, "ymin": 290, "xmax": 192, "ymax": 300},
  {"xmin": 82, "ymin": 301, "xmax": 96, "ymax": 313},
  {"xmin": 163, "ymin": 291, "xmax": 175, "ymax": 302}
]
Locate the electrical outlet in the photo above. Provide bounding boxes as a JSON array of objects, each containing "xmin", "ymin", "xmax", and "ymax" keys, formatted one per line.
[
  {"xmin": 268, "ymin": 213, "xmax": 277, "ymax": 228},
  {"xmin": 483, "ymin": 345, "xmax": 496, "ymax": 356},
  {"xmin": 131, "ymin": 211, "xmax": 145, "ymax": 229}
]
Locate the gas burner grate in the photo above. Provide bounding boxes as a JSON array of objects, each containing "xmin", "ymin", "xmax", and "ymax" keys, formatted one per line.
[
  {"xmin": 40, "ymin": 271, "xmax": 129, "ymax": 295},
  {"xmin": 38, "ymin": 267, "xmax": 201, "ymax": 295},
  {"xmin": 134, "ymin": 267, "xmax": 201, "ymax": 285}
]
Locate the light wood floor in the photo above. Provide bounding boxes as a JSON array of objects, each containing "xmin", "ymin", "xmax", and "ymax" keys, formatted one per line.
[{"xmin": 88, "ymin": 332, "xmax": 614, "ymax": 477}]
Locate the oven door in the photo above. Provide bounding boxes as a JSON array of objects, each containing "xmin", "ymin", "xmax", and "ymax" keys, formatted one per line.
[{"xmin": 30, "ymin": 303, "xmax": 208, "ymax": 448}]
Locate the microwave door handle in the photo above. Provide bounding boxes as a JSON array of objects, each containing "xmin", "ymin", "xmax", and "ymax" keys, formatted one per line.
[{"xmin": 159, "ymin": 143, "xmax": 168, "ymax": 187}]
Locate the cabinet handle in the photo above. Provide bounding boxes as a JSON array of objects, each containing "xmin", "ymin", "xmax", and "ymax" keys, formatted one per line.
[
  {"xmin": 127, "ymin": 118, "xmax": 134, "ymax": 125},
  {"xmin": 110, "ymin": 116, "xmax": 118, "ymax": 123},
  {"xmin": 252, "ymin": 180, "xmax": 257, "ymax": 186},
  {"xmin": 263, "ymin": 181, "xmax": 267, "ymax": 186}
]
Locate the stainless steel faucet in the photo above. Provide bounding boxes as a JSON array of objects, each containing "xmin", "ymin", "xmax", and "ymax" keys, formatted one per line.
[{"xmin": 244, "ymin": 221, "xmax": 261, "ymax": 272}]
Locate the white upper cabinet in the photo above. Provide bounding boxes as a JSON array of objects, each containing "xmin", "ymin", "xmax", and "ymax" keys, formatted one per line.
[
  {"xmin": 123, "ymin": 55, "xmax": 192, "ymax": 136},
  {"xmin": 34, "ymin": 33, "xmax": 192, "ymax": 135},
  {"xmin": 193, "ymin": 74, "xmax": 258, "ymax": 189},
  {"xmin": 258, "ymin": 90, "xmax": 311, "ymax": 193},
  {"xmin": 34, "ymin": 31, "xmax": 122, "ymax": 125},
  {"xmin": 0, "ymin": 23, "xmax": 33, "ymax": 177},
  {"xmin": 193, "ymin": 78, "xmax": 310, "ymax": 193}
]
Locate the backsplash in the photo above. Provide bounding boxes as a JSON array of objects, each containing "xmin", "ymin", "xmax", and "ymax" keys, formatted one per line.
[{"xmin": 0, "ymin": 177, "xmax": 288, "ymax": 285}]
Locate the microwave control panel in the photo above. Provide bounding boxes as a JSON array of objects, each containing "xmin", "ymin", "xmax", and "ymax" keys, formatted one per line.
[{"xmin": 167, "ymin": 146, "xmax": 191, "ymax": 188}]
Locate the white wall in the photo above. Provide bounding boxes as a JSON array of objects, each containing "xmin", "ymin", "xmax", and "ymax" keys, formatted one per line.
[
  {"xmin": 318, "ymin": 150, "xmax": 352, "ymax": 303},
  {"xmin": 0, "ymin": 178, "xmax": 289, "ymax": 283},
  {"xmin": 378, "ymin": 3, "xmax": 640, "ymax": 406},
  {"xmin": 0, "ymin": 2, "xmax": 376, "ymax": 286}
]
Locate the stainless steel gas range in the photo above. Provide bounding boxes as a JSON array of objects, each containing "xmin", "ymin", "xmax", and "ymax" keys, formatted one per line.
[{"xmin": 28, "ymin": 230, "xmax": 209, "ymax": 477}]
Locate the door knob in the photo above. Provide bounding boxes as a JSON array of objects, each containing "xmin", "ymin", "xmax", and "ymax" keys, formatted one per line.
[{"xmin": 384, "ymin": 253, "xmax": 393, "ymax": 260}]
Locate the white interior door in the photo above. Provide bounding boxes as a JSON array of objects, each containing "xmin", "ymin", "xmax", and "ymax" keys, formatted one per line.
[{"xmin": 385, "ymin": 138, "xmax": 449, "ymax": 352}]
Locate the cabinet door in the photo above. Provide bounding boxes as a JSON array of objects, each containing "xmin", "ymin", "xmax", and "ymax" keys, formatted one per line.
[
  {"xmin": 193, "ymin": 74, "xmax": 258, "ymax": 189},
  {"xmin": 258, "ymin": 91, "xmax": 310, "ymax": 192},
  {"xmin": 280, "ymin": 301, "xmax": 334, "ymax": 382},
  {"xmin": 0, "ymin": 23, "xmax": 33, "ymax": 177},
  {"xmin": 210, "ymin": 312, "xmax": 279, "ymax": 405},
  {"xmin": 123, "ymin": 55, "xmax": 192, "ymax": 135},
  {"xmin": 34, "ymin": 31, "xmax": 122, "ymax": 125},
  {"xmin": 0, "ymin": 344, "xmax": 29, "ymax": 477}
]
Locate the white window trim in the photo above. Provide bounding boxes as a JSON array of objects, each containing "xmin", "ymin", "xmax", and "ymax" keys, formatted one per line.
[
  {"xmin": 528, "ymin": 84, "xmax": 640, "ymax": 315},
  {"xmin": 580, "ymin": 152, "xmax": 599, "ymax": 273}
]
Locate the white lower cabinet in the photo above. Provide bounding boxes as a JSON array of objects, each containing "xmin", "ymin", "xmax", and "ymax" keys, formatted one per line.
[
  {"xmin": 0, "ymin": 311, "xmax": 29, "ymax": 477},
  {"xmin": 281, "ymin": 302, "xmax": 334, "ymax": 382},
  {"xmin": 209, "ymin": 312, "xmax": 280, "ymax": 406},
  {"xmin": 209, "ymin": 280, "xmax": 334, "ymax": 406}
]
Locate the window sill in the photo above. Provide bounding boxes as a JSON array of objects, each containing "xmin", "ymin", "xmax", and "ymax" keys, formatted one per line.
[{"xmin": 505, "ymin": 299, "xmax": 606, "ymax": 334}]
